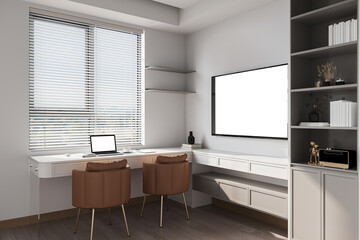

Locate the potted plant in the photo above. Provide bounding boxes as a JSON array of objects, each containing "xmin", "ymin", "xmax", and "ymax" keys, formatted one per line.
[{"xmin": 317, "ymin": 61, "xmax": 337, "ymax": 86}]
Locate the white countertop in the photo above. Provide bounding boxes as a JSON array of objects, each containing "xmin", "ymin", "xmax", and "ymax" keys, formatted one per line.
[
  {"xmin": 30, "ymin": 148, "xmax": 192, "ymax": 163},
  {"xmin": 192, "ymin": 149, "xmax": 288, "ymax": 166}
]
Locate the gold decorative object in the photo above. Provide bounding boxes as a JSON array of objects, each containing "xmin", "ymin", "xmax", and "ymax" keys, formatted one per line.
[
  {"xmin": 317, "ymin": 61, "xmax": 337, "ymax": 85},
  {"xmin": 309, "ymin": 141, "xmax": 319, "ymax": 165}
]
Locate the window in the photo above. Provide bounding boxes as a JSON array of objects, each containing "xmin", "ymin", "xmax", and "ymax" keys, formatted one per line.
[{"xmin": 29, "ymin": 12, "xmax": 144, "ymax": 151}]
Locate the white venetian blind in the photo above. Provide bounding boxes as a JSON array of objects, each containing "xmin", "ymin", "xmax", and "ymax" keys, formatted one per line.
[{"xmin": 29, "ymin": 13, "xmax": 143, "ymax": 151}]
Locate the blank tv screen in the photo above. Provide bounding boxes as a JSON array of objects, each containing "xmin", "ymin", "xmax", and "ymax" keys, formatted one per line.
[{"xmin": 212, "ymin": 64, "xmax": 288, "ymax": 139}]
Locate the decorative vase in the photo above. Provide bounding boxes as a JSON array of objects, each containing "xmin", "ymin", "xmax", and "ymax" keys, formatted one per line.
[
  {"xmin": 309, "ymin": 105, "xmax": 320, "ymax": 122},
  {"xmin": 188, "ymin": 131, "xmax": 195, "ymax": 144}
]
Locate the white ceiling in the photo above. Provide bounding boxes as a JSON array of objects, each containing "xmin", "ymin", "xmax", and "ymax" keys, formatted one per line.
[
  {"xmin": 152, "ymin": 0, "xmax": 201, "ymax": 9},
  {"xmin": 25, "ymin": 0, "xmax": 279, "ymax": 34}
]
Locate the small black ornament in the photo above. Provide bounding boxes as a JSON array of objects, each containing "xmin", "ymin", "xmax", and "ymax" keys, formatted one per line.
[{"xmin": 188, "ymin": 131, "xmax": 195, "ymax": 144}]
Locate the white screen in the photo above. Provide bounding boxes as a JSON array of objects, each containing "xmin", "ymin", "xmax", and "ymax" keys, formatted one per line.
[
  {"xmin": 214, "ymin": 65, "xmax": 288, "ymax": 138},
  {"xmin": 91, "ymin": 135, "xmax": 116, "ymax": 152}
]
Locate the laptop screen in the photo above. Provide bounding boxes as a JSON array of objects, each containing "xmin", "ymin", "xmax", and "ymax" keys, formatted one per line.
[{"xmin": 90, "ymin": 135, "xmax": 117, "ymax": 154}]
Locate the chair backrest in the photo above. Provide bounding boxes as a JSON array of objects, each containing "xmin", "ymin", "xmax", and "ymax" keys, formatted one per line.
[
  {"xmin": 72, "ymin": 167, "xmax": 131, "ymax": 209},
  {"xmin": 143, "ymin": 161, "xmax": 189, "ymax": 195}
]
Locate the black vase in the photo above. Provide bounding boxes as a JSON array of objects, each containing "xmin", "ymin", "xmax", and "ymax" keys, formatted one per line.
[{"xmin": 188, "ymin": 131, "xmax": 195, "ymax": 144}]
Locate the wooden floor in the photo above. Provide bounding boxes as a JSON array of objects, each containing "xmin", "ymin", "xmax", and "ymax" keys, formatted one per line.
[{"xmin": 0, "ymin": 200, "xmax": 287, "ymax": 240}]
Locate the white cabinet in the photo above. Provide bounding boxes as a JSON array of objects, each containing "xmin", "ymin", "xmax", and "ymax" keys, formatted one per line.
[
  {"xmin": 219, "ymin": 182, "xmax": 248, "ymax": 205},
  {"xmin": 249, "ymin": 188, "xmax": 288, "ymax": 219},
  {"xmin": 291, "ymin": 168, "xmax": 321, "ymax": 240},
  {"xmin": 193, "ymin": 172, "xmax": 288, "ymax": 219},
  {"xmin": 291, "ymin": 167, "xmax": 358, "ymax": 240},
  {"xmin": 323, "ymin": 172, "xmax": 358, "ymax": 240}
]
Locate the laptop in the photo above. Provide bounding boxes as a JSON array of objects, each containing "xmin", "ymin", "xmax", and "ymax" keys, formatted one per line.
[{"xmin": 90, "ymin": 135, "xmax": 123, "ymax": 155}]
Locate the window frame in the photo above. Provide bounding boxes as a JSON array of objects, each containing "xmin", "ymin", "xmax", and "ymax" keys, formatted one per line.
[{"xmin": 29, "ymin": 9, "xmax": 145, "ymax": 152}]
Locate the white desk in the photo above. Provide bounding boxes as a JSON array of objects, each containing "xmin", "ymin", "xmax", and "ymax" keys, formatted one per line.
[
  {"xmin": 29, "ymin": 148, "xmax": 193, "ymax": 178},
  {"xmin": 29, "ymin": 148, "xmax": 288, "ymax": 218},
  {"xmin": 29, "ymin": 148, "xmax": 193, "ymax": 219}
]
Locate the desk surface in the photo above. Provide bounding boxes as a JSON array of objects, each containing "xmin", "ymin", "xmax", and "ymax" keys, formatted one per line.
[
  {"xmin": 30, "ymin": 148, "xmax": 192, "ymax": 178},
  {"xmin": 30, "ymin": 148, "xmax": 192, "ymax": 163}
]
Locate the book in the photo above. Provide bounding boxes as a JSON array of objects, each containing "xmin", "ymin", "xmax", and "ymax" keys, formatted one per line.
[
  {"xmin": 299, "ymin": 122, "xmax": 330, "ymax": 127},
  {"xmin": 181, "ymin": 143, "xmax": 202, "ymax": 149},
  {"xmin": 328, "ymin": 24, "xmax": 333, "ymax": 46}
]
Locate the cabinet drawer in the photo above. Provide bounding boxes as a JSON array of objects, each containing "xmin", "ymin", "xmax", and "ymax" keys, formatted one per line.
[
  {"xmin": 219, "ymin": 182, "xmax": 248, "ymax": 206},
  {"xmin": 193, "ymin": 175, "xmax": 219, "ymax": 197},
  {"xmin": 194, "ymin": 154, "xmax": 218, "ymax": 167},
  {"xmin": 250, "ymin": 163, "xmax": 288, "ymax": 180},
  {"xmin": 250, "ymin": 189, "xmax": 287, "ymax": 219},
  {"xmin": 127, "ymin": 156, "xmax": 153, "ymax": 169},
  {"xmin": 53, "ymin": 160, "xmax": 107, "ymax": 177},
  {"xmin": 219, "ymin": 158, "xmax": 248, "ymax": 172}
]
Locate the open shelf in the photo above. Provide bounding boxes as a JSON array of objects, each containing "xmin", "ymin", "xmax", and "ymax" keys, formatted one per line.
[
  {"xmin": 291, "ymin": 125, "xmax": 357, "ymax": 130},
  {"xmin": 291, "ymin": 41, "xmax": 357, "ymax": 58},
  {"xmin": 145, "ymin": 88, "xmax": 195, "ymax": 94},
  {"xmin": 291, "ymin": 162, "xmax": 357, "ymax": 174},
  {"xmin": 291, "ymin": 83, "xmax": 357, "ymax": 93},
  {"xmin": 291, "ymin": 0, "xmax": 357, "ymax": 24},
  {"xmin": 145, "ymin": 66, "xmax": 196, "ymax": 74}
]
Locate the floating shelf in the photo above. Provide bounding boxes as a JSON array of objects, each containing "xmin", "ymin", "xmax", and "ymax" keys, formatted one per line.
[
  {"xmin": 291, "ymin": 126, "xmax": 357, "ymax": 130},
  {"xmin": 145, "ymin": 66, "xmax": 196, "ymax": 74},
  {"xmin": 291, "ymin": 83, "xmax": 357, "ymax": 93},
  {"xmin": 291, "ymin": 0, "xmax": 357, "ymax": 24},
  {"xmin": 145, "ymin": 88, "xmax": 195, "ymax": 94},
  {"xmin": 291, "ymin": 41, "xmax": 357, "ymax": 58},
  {"xmin": 291, "ymin": 162, "xmax": 357, "ymax": 174}
]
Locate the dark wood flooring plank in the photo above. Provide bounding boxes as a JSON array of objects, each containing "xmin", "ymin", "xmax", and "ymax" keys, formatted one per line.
[{"xmin": 0, "ymin": 200, "xmax": 287, "ymax": 240}]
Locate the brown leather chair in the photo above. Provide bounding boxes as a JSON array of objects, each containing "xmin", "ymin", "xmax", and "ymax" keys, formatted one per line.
[
  {"xmin": 140, "ymin": 154, "xmax": 190, "ymax": 227},
  {"xmin": 72, "ymin": 160, "xmax": 131, "ymax": 239}
]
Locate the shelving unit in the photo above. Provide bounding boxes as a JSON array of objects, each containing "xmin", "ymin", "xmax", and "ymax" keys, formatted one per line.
[
  {"xmin": 145, "ymin": 65, "xmax": 196, "ymax": 94},
  {"xmin": 290, "ymin": 0, "xmax": 359, "ymax": 239},
  {"xmin": 145, "ymin": 65, "xmax": 195, "ymax": 74},
  {"xmin": 290, "ymin": 0, "xmax": 358, "ymax": 168},
  {"xmin": 291, "ymin": 83, "xmax": 357, "ymax": 92},
  {"xmin": 145, "ymin": 88, "xmax": 195, "ymax": 94}
]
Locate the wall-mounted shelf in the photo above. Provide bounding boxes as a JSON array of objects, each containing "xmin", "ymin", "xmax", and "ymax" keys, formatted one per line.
[
  {"xmin": 291, "ymin": 41, "xmax": 357, "ymax": 58},
  {"xmin": 145, "ymin": 88, "xmax": 195, "ymax": 94},
  {"xmin": 291, "ymin": 162, "xmax": 357, "ymax": 173},
  {"xmin": 291, "ymin": 0, "xmax": 357, "ymax": 24},
  {"xmin": 291, "ymin": 83, "xmax": 358, "ymax": 93},
  {"xmin": 145, "ymin": 66, "xmax": 196, "ymax": 74},
  {"xmin": 291, "ymin": 126, "xmax": 357, "ymax": 130}
]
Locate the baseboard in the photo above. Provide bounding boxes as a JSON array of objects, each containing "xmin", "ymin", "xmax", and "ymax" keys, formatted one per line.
[
  {"xmin": 0, "ymin": 195, "xmax": 160, "ymax": 230},
  {"xmin": 212, "ymin": 198, "xmax": 287, "ymax": 230}
]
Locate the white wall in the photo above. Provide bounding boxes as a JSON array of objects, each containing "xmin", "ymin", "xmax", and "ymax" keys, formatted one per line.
[
  {"xmin": 0, "ymin": 0, "xmax": 187, "ymax": 221},
  {"xmin": 185, "ymin": 0, "xmax": 290, "ymax": 158}
]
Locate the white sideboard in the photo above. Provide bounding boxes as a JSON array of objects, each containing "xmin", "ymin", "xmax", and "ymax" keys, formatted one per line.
[
  {"xmin": 191, "ymin": 149, "xmax": 289, "ymax": 219},
  {"xmin": 193, "ymin": 149, "xmax": 289, "ymax": 180}
]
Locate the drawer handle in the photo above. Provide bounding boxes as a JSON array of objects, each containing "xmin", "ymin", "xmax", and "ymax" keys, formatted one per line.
[
  {"xmin": 34, "ymin": 167, "xmax": 38, "ymax": 172},
  {"xmin": 29, "ymin": 163, "xmax": 33, "ymax": 168}
]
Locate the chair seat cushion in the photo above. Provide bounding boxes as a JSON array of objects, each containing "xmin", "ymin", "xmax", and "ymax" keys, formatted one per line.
[
  {"xmin": 86, "ymin": 159, "xmax": 127, "ymax": 171},
  {"xmin": 156, "ymin": 154, "xmax": 187, "ymax": 164}
]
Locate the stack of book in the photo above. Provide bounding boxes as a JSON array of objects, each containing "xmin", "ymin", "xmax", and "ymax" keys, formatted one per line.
[
  {"xmin": 181, "ymin": 143, "xmax": 202, "ymax": 150},
  {"xmin": 330, "ymin": 100, "xmax": 357, "ymax": 127},
  {"xmin": 328, "ymin": 19, "xmax": 357, "ymax": 46}
]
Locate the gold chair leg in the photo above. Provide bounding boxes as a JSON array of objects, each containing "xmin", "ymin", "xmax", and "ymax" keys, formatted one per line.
[
  {"xmin": 108, "ymin": 208, "xmax": 112, "ymax": 225},
  {"xmin": 140, "ymin": 195, "xmax": 147, "ymax": 218},
  {"xmin": 73, "ymin": 208, "xmax": 81, "ymax": 234},
  {"xmin": 90, "ymin": 209, "xmax": 95, "ymax": 240},
  {"xmin": 182, "ymin": 193, "xmax": 190, "ymax": 220},
  {"xmin": 160, "ymin": 195, "xmax": 164, "ymax": 228},
  {"xmin": 121, "ymin": 204, "xmax": 130, "ymax": 237}
]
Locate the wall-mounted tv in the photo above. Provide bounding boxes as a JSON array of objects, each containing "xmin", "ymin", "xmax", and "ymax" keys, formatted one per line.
[{"xmin": 211, "ymin": 64, "xmax": 288, "ymax": 139}]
